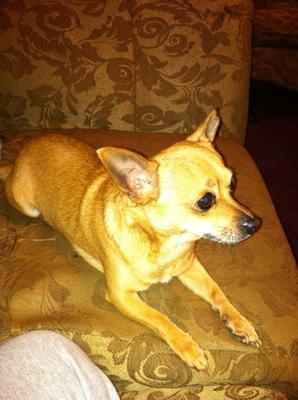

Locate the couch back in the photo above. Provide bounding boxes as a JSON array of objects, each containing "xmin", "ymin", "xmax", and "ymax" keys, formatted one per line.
[
  {"xmin": 0, "ymin": 0, "xmax": 254, "ymax": 143},
  {"xmin": 254, "ymin": 0, "xmax": 297, "ymax": 8}
]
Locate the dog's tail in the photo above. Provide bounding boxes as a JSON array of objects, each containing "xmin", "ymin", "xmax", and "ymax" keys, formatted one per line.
[{"xmin": 0, "ymin": 164, "xmax": 12, "ymax": 181}]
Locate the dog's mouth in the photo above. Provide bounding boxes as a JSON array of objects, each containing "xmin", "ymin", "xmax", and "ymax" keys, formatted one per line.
[
  {"xmin": 202, "ymin": 232, "xmax": 248, "ymax": 245},
  {"xmin": 202, "ymin": 215, "xmax": 261, "ymax": 245}
]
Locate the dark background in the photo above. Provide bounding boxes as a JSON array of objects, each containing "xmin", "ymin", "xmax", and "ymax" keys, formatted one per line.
[{"xmin": 246, "ymin": 80, "xmax": 298, "ymax": 262}]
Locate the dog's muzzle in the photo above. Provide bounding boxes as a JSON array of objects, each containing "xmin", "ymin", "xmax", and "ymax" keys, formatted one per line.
[{"xmin": 239, "ymin": 215, "xmax": 261, "ymax": 236}]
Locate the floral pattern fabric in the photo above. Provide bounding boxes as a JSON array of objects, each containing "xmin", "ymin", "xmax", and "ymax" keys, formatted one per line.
[
  {"xmin": 121, "ymin": 385, "xmax": 289, "ymax": 399},
  {"xmin": 0, "ymin": 0, "xmax": 254, "ymax": 143},
  {"xmin": 0, "ymin": 130, "xmax": 297, "ymax": 399}
]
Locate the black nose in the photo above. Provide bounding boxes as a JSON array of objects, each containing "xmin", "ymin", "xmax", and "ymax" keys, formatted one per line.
[{"xmin": 240, "ymin": 215, "xmax": 261, "ymax": 235}]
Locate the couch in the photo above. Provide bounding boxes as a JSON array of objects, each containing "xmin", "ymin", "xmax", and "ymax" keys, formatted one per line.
[
  {"xmin": 0, "ymin": 0, "xmax": 255, "ymax": 142},
  {"xmin": 252, "ymin": 0, "xmax": 298, "ymax": 91},
  {"xmin": 0, "ymin": 1, "xmax": 297, "ymax": 399}
]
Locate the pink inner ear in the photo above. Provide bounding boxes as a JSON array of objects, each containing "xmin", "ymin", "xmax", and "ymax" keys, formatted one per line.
[
  {"xmin": 207, "ymin": 119, "xmax": 216, "ymax": 135},
  {"xmin": 127, "ymin": 169, "xmax": 148, "ymax": 192},
  {"xmin": 206, "ymin": 116, "xmax": 220, "ymax": 141},
  {"xmin": 124, "ymin": 167, "xmax": 158, "ymax": 204}
]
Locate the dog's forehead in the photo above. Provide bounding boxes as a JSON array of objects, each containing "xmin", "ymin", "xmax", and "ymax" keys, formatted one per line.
[{"xmin": 155, "ymin": 142, "xmax": 229, "ymax": 177}]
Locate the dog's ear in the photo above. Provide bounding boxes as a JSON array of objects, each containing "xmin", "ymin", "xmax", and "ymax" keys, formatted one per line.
[
  {"xmin": 187, "ymin": 109, "xmax": 220, "ymax": 143},
  {"xmin": 97, "ymin": 147, "xmax": 159, "ymax": 204}
]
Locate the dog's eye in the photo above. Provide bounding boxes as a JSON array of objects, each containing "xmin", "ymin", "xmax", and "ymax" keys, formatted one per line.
[
  {"xmin": 196, "ymin": 192, "xmax": 215, "ymax": 211},
  {"xmin": 230, "ymin": 175, "xmax": 236, "ymax": 190}
]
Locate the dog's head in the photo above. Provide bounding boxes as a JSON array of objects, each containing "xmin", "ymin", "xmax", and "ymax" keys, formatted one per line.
[{"xmin": 97, "ymin": 110, "xmax": 261, "ymax": 244}]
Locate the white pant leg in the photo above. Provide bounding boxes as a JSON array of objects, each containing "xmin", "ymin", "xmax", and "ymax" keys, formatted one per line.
[{"xmin": 0, "ymin": 330, "xmax": 120, "ymax": 400}]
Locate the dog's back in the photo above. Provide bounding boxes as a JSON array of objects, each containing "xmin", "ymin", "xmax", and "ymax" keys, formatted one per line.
[{"xmin": 2, "ymin": 134, "xmax": 104, "ymax": 233}]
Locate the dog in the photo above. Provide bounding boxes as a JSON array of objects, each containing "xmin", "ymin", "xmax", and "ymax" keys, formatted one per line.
[{"xmin": 0, "ymin": 110, "xmax": 261, "ymax": 371}]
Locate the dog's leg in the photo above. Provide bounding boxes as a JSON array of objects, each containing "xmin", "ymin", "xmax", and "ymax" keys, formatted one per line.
[
  {"xmin": 108, "ymin": 289, "xmax": 209, "ymax": 371},
  {"xmin": 179, "ymin": 259, "xmax": 261, "ymax": 347}
]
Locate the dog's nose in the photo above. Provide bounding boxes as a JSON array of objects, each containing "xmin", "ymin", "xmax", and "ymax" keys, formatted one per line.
[{"xmin": 240, "ymin": 215, "xmax": 261, "ymax": 235}]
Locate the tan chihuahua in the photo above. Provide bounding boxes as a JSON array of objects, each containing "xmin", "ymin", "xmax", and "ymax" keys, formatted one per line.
[{"xmin": 0, "ymin": 110, "xmax": 261, "ymax": 371}]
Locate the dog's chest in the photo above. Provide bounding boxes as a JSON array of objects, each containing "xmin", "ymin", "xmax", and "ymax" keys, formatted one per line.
[
  {"xmin": 145, "ymin": 236, "xmax": 194, "ymax": 283},
  {"xmin": 156, "ymin": 268, "xmax": 179, "ymax": 283}
]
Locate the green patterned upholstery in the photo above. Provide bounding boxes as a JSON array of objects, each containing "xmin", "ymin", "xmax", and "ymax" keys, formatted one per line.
[
  {"xmin": 0, "ymin": 1, "xmax": 297, "ymax": 399},
  {"xmin": 0, "ymin": 0, "xmax": 254, "ymax": 143}
]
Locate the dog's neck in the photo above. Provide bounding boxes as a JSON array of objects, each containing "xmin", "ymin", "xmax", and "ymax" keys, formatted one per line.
[{"xmin": 104, "ymin": 197, "xmax": 196, "ymax": 285}]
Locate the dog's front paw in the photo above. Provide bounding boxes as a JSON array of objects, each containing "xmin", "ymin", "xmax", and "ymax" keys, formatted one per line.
[
  {"xmin": 168, "ymin": 332, "xmax": 210, "ymax": 372},
  {"xmin": 221, "ymin": 313, "xmax": 261, "ymax": 348}
]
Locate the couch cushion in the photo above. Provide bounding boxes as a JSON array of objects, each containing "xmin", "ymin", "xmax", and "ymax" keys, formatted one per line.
[
  {"xmin": 0, "ymin": 130, "xmax": 297, "ymax": 398},
  {"xmin": 122, "ymin": 385, "xmax": 289, "ymax": 399},
  {"xmin": 130, "ymin": 0, "xmax": 254, "ymax": 143},
  {"xmin": 0, "ymin": 0, "xmax": 254, "ymax": 143}
]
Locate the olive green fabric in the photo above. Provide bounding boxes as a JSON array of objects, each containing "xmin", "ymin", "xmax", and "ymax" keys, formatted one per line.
[
  {"xmin": 0, "ymin": 130, "xmax": 297, "ymax": 399},
  {"xmin": 0, "ymin": 0, "xmax": 254, "ymax": 142},
  {"xmin": 122, "ymin": 385, "xmax": 288, "ymax": 400}
]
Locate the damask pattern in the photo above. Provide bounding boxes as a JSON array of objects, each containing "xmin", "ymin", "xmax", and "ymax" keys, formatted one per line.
[
  {"xmin": 121, "ymin": 385, "xmax": 288, "ymax": 400},
  {"xmin": 0, "ymin": 131, "xmax": 297, "ymax": 399},
  {"xmin": 0, "ymin": 0, "xmax": 254, "ymax": 142}
]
